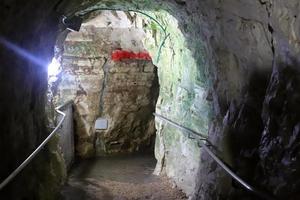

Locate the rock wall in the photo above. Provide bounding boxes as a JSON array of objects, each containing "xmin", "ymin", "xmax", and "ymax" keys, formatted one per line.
[
  {"xmin": 54, "ymin": 11, "xmax": 159, "ymax": 158},
  {"xmin": 96, "ymin": 60, "xmax": 159, "ymax": 155},
  {"xmin": 0, "ymin": 1, "xmax": 66, "ymax": 199},
  {"xmin": 193, "ymin": 1, "xmax": 300, "ymax": 200},
  {"xmin": 141, "ymin": 11, "xmax": 210, "ymax": 197}
]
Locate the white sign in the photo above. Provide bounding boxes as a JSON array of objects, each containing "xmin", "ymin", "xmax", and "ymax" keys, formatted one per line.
[{"xmin": 95, "ymin": 118, "xmax": 108, "ymax": 130}]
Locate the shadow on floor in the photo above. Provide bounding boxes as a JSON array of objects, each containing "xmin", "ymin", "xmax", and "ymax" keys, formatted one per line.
[{"xmin": 60, "ymin": 153, "xmax": 187, "ymax": 200}]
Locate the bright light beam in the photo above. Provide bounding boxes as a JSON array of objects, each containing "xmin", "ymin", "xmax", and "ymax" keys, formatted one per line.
[{"xmin": 0, "ymin": 36, "xmax": 48, "ymax": 67}]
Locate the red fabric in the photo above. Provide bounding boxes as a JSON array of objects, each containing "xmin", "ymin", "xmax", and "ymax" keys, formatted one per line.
[{"xmin": 111, "ymin": 50, "xmax": 152, "ymax": 61}]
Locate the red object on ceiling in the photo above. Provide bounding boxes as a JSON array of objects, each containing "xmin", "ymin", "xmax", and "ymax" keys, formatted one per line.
[{"xmin": 111, "ymin": 50, "xmax": 152, "ymax": 61}]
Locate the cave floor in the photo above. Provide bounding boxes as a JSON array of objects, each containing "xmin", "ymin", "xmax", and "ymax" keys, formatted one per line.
[{"xmin": 60, "ymin": 154, "xmax": 187, "ymax": 200}]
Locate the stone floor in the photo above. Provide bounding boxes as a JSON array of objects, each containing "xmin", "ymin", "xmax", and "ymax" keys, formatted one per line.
[{"xmin": 60, "ymin": 154, "xmax": 187, "ymax": 200}]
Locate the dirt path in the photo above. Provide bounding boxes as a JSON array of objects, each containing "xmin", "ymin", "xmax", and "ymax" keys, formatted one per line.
[{"xmin": 60, "ymin": 154, "xmax": 187, "ymax": 200}]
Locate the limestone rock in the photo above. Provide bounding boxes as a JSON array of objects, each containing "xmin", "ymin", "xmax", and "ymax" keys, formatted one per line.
[
  {"xmin": 54, "ymin": 11, "xmax": 159, "ymax": 157},
  {"xmin": 256, "ymin": 62, "xmax": 300, "ymax": 199}
]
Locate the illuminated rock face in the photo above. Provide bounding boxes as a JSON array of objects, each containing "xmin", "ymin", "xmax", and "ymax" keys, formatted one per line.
[{"xmin": 54, "ymin": 11, "xmax": 158, "ymax": 157}]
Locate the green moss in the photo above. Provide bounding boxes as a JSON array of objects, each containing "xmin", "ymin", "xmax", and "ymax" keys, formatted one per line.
[{"xmin": 140, "ymin": 10, "xmax": 210, "ymax": 136}]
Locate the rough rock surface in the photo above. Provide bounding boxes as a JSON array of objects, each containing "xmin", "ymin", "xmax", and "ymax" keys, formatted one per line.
[
  {"xmin": 255, "ymin": 62, "xmax": 300, "ymax": 199},
  {"xmin": 54, "ymin": 11, "xmax": 159, "ymax": 158},
  {"xmin": 194, "ymin": 1, "xmax": 300, "ymax": 199},
  {"xmin": 96, "ymin": 60, "xmax": 159, "ymax": 155},
  {"xmin": 144, "ymin": 12, "xmax": 210, "ymax": 197},
  {"xmin": 0, "ymin": 1, "xmax": 67, "ymax": 199}
]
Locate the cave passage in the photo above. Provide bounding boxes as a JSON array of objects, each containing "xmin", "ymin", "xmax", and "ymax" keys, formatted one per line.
[
  {"xmin": 5, "ymin": 1, "xmax": 300, "ymax": 200},
  {"xmin": 1, "ymin": 3, "xmax": 211, "ymax": 199},
  {"xmin": 47, "ymin": 10, "xmax": 188, "ymax": 199}
]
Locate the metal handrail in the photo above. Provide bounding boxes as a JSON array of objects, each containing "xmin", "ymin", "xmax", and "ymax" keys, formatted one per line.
[
  {"xmin": 153, "ymin": 113, "xmax": 275, "ymax": 200},
  {"xmin": 0, "ymin": 101, "xmax": 73, "ymax": 190}
]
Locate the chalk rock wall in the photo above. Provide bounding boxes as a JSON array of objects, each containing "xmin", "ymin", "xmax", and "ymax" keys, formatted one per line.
[{"xmin": 54, "ymin": 11, "xmax": 158, "ymax": 158}]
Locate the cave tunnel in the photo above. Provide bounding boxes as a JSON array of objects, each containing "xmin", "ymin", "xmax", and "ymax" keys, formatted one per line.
[{"xmin": 1, "ymin": 1, "xmax": 300, "ymax": 200}]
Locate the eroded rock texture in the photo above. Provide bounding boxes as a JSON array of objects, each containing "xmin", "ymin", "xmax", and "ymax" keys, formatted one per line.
[
  {"xmin": 195, "ymin": 1, "xmax": 300, "ymax": 199},
  {"xmin": 256, "ymin": 62, "xmax": 300, "ymax": 199},
  {"xmin": 0, "ymin": 1, "xmax": 66, "ymax": 199},
  {"xmin": 96, "ymin": 60, "xmax": 159, "ymax": 155},
  {"xmin": 54, "ymin": 11, "xmax": 159, "ymax": 158}
]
